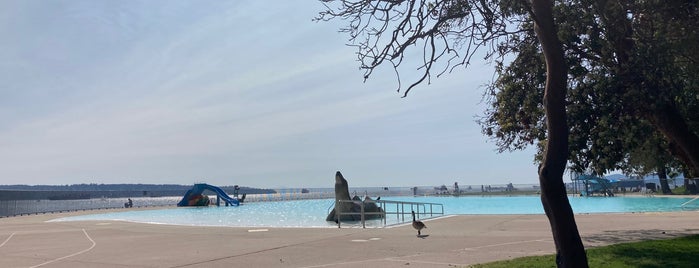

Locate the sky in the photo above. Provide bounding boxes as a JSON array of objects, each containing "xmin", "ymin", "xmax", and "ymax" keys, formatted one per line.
[{"xmin": 0, "ymin": 0, "xmax": 540, "ymax": 188}]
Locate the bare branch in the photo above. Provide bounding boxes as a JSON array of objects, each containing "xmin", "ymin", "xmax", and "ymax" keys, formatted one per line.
[{"xmin": 316, "ymin": 0, "xmax": 527, "ymax": 96}]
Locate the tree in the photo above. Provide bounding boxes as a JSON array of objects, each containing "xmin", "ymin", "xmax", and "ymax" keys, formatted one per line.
[
  {"xmin": 527, "ymin": 1, "xmax": 588, "ymax": 266},
  {"xmin": 480, "ymin": 0, "xmax": 699, "ymax": 182},
  {"xmin": 614, "ymin": 0, "xmax": 699, "ymax": 176},
  {"xmin": 317, "ymin": 0, "xmax": 588, "ymax": 266}
]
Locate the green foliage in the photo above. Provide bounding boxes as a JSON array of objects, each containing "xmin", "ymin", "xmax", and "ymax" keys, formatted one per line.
[
  {"xmin": 478, "ymin": 0, "xmax": 699, "ymax": 176},
  {"xmin": 481, "ymin": 34, "xmax": 546, "ymax": 153},
  {"xmin": 671, "ymin": 186, "xmax": 687, "ymax": 195},
  {"xmin": 471, "ymin": 234, "xmax": 699, "ymax": 268}
]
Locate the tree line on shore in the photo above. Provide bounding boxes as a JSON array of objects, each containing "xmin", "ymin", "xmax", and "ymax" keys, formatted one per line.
[{"xmin": 0, "ymin": 184, "xmax": 277, "ymax": 200}]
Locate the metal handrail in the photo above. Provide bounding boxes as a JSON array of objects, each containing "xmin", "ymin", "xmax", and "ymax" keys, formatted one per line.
[
  {"xmin": 680, "ymin": 196, "xmax": 699, "ymax": 207},
  {"xmin": 334, "ymin": 199, "xmax": 443, "ymax": 228}
]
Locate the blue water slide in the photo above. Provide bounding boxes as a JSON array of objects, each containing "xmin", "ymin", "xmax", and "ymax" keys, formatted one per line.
[
  {"xmin": 177, "ymin": 184, "xmax": 240, "ymax": 207},
  {"xmin": 177, "ymin": 189, "xmax": 195, "ymax": 206}
]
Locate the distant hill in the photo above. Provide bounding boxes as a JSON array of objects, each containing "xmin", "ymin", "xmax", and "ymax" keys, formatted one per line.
[
  {"xmin": 604, "ymin": 173, "xmax": 684, "ymax": 186},
  {"xmin": 0, "ymin": 183, "xmax": 274, "ymax": 192},
  {"xmin": 0, "ymin": 184, "xmax": 277, "ymax": 200}
]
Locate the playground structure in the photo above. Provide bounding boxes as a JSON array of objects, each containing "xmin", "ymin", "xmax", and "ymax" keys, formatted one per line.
[
  {"xmin": 177, "ymin": 184, "xmax": 240, "ymax": 207},
  {"xmin": 574, "ymin": 175, "xmax": 617, "ymax": 197}
]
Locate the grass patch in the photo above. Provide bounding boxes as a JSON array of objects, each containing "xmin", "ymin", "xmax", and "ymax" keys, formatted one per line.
[
  {"xmin": 671, "ymin": 186, "xmax": 687, "ymax": 195},
  {"xmin": 470, "ymin": 234, "xmax": 699, "ymax": 268}
]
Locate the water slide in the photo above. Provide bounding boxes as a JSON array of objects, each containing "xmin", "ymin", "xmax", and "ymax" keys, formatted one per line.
[{"xmin": 177, "ymin": 183, "xmax": 240, "ymax": 207}]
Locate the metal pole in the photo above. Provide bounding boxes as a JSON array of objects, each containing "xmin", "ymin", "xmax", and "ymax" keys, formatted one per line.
[
  {"xmin": 382, "ymin": 201, "xmax": 386, "ymax": 226},
  {"xmin": 336, "ymin": 199, "xmax": 341, "ymax": 228},
  {"xmin": 396, "ymin": 203, "xmax": 399, "ymax": 222},
  {"xmin": 361, "ymin": 200, "xmax": 365, "ymax": 228}
]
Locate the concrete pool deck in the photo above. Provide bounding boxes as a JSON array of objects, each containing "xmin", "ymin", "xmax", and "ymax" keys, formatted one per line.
[{"xmin": 2, "ymin": 209, "xmax": 699, "ymax": 267}]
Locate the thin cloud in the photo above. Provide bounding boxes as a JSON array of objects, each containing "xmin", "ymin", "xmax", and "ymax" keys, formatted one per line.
[{"xmin": 0, "ymin": 1, "xmax": 538, "ymax": 187}]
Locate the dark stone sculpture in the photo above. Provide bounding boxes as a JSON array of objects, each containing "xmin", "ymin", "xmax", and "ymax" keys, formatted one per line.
[{"xmin": 326, "ymin": 171, "xmax": 384, "ymax": 222}]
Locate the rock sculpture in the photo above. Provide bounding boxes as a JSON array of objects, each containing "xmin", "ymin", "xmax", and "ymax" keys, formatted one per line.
[{"xmin": 326, "ymin": 171, "xmax": 384, "ymax": 222}]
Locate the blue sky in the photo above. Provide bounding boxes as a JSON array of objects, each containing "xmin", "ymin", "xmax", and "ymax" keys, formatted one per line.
[{"xmin": 0, "ymin": 1, "xmax": 539, "ymax": 188}]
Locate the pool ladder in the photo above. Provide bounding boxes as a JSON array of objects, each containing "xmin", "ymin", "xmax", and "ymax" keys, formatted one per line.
[{"xmin": 331, "ymin": 199, "xmax": 444, "ymax": 228}]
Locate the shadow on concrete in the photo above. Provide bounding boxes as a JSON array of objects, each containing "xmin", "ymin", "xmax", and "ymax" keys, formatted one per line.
[{"xmin": 583, "ymin": 228, "xmax": 699, "ymax": 246}]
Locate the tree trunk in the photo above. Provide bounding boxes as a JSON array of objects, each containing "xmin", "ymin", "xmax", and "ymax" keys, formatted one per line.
[
  {"xmin": 648, "ymin": 104, "xmax": 699, "ymax": 176},
  {"xmin": 657, "ymin": 166, "xmax": 672, "ymax": 194},
  {"xmin": 530, "ymin": 0, "xmax": 588, "ymax": 267}
]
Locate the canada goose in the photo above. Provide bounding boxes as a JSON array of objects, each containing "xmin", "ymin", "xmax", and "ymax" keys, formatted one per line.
[{"xmin": 411, "ymin": 210, "xmax": 426, "ymax": 236}]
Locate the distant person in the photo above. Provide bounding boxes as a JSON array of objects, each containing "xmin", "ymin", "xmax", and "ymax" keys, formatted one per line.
[
  {"xmin": 233, "ymin": 185, "xmax": 240, "ymax": 198},
  {"xmin": 125, "ymin": 198, "xmax": 133, "ymax": 208}
]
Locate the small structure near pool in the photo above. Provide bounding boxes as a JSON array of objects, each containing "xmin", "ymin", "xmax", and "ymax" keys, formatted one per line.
[{"xmin": 574, "ymin": 175, "xmax": 616, "ymax": 197}]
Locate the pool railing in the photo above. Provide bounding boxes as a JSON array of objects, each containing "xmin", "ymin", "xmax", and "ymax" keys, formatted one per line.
[
  {"xmin": 334, "ymin": 199, "xmax": 444, "ymax": 228},
  {"xmin": 242, "ymin": 192, "xmax": 336, "ymax": 202},
  {"xmin": 681, "ymin": 196, "xmax": 699, "ymax": 207}
]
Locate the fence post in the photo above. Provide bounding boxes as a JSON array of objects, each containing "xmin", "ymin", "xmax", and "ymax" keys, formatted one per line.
[
  {"xmin": 361, "ymin": 200, "xmax": 365, "ymax": 228},
  {"xmin": 336, "ymin": 199, "xmax": 341, "ymax": 228}
]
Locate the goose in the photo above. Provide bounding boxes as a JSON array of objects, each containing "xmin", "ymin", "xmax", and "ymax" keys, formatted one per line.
[{"xmin": 411, "ymin": 210, "xmax": 426, "ymax": 236}]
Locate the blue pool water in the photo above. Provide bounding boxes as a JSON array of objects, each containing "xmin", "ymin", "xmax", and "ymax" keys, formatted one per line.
[{"xmin": 50, "ymin": 196, "xmax": 699, "ymax": 228}]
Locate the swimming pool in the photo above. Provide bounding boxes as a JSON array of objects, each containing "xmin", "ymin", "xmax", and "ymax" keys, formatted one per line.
[{"xmin": 50, "ymin": 195, "xmax": 699, "ymax": 228}]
